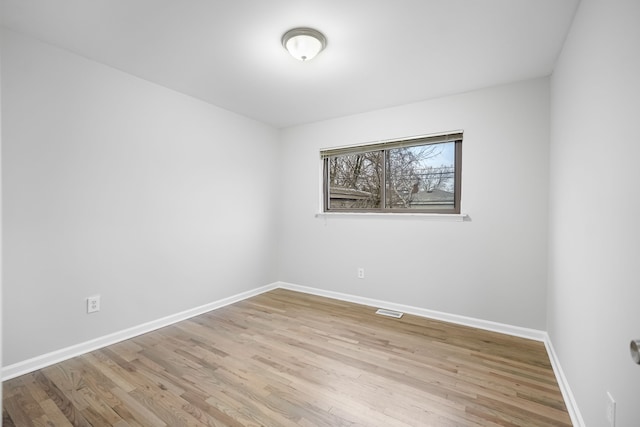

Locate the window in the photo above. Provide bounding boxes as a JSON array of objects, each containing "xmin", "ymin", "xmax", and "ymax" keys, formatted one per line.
[{"xmin": 321, "ymin": 132, "xmax": 462, "ymax": 214}]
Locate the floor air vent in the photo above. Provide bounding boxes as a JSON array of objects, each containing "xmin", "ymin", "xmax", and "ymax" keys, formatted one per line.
[{"xmin": 375, "ymin": 308, "xmax": 403, "ymax": 319}]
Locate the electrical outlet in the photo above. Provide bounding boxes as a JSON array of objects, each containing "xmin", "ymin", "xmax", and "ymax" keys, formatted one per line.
[
  {"xmin": 357, "ymin": 268, "xmax": 365, "ymax": 279},
  {"xmin": 606, "ymin": 391, "xmax": 616, "ymax": 427},
  {"xmin": 87, "ymin": 295, "xmax": 101, "ymax": 313}
]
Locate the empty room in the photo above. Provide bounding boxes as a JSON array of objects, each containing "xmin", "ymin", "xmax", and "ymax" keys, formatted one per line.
[{"xmin": 1, "ymin": 0, "xmax": 639, "ymax": 426}]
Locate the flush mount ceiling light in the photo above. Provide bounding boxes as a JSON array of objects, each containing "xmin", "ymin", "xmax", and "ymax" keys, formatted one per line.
[{"xmin": 282, "ymin": 27, "xmax": 327, "ymax": 61}]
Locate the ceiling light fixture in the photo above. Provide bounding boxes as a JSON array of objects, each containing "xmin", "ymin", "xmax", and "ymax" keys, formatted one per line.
[{"xmin": 282, "ymin": 27, "xmax": 327, "ymax": 61}]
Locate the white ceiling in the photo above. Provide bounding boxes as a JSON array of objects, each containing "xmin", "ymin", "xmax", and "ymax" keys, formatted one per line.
[{"xmin": 1, "ymin": 0, "xmax": 579, "ymax": 128}]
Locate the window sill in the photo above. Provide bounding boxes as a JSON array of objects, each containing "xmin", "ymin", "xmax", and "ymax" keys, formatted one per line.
[{"xmin": 315, "ymin": 212, "xmax": 469, "ymax": 222}]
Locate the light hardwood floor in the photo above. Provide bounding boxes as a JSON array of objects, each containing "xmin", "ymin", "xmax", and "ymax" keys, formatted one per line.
[{"xmin": 3, "ymin": 289, "xmax": 572, "ymax": 426}]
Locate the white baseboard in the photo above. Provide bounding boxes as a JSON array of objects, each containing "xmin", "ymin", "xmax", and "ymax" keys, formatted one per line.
[
  {"xmin": 2, "ymin": 280, "xmax": 584, "ymax": 427},
  {"xmin": 277, "ymin": 281, "xmax": 584, "ymax": 425},
  {"xmin": 1, "ymin": 283, "xmax": 279, "ymax": 381},
  {"xmin": 276, "ymin": 281, "xmax": 547, "ymax": 342},
  {"xmin": 543, "ymin": 334, "xmax": 586, "ymax": 427}
]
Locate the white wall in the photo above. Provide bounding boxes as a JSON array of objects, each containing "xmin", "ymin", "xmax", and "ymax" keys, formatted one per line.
[
  {"xmin": 548, "ymin": 0, "xmax": 640, "ymax": 425},
  {"xmin": 279, "ymin": 78, "xmax": 550, "ymax": 330},
  {"xmin": 1, "ymin": 29, "xmax": 280, "ymax": 366}
]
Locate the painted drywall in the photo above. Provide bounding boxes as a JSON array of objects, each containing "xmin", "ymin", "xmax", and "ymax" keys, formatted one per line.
[
  {"xmin": 279, "ymin": 78, "xmax": 550, "ymax": 330},
  {"xmin": 1, "ymin": 29, "xmax": 280, "ymax": 366},
  {"xmin": 548, "ymin": 0, "xmax": 640, "ymax": 425}
]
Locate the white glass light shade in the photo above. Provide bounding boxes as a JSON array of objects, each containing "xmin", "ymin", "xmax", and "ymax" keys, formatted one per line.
[{"xmin": 282, "ymin": 28, "xmax": 327, "ymax": 61}]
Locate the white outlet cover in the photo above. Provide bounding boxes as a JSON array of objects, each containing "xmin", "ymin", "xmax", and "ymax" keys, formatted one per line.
[{"xmin": 87, "ymin": 295, "xmax": 101, "ymax": 313}]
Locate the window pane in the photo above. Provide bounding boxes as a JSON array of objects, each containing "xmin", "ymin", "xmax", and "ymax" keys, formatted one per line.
[
  {"xmin": 327, "ymin": 151, "xmax": 382, "ymax": 209},
  {"xmin": 385, "ymin": 142, "xmax": 455, "ymax": 210}
]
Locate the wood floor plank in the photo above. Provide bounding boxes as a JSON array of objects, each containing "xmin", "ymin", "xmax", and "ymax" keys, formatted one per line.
[
  {"xmin": 3, "ymin": 394, "xmax": 37, "ymax": 427},
  {"xmin": 2, "ymin": 407, "xmax": 18, "ymax": 427},
  {"xmin": 38, "ymin": 399, "xmax": 75, "ymax": 427},
  {"xmin": 3, "ymin": 289, "xmax": 572, "ymax": 426},
  {"xmin": 110, "ymin": 387, "xmax": 167, "ymax": 427},
  {"xmin": 31, "ymin": 370, "xmax": 93, "ymax": 427}
]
